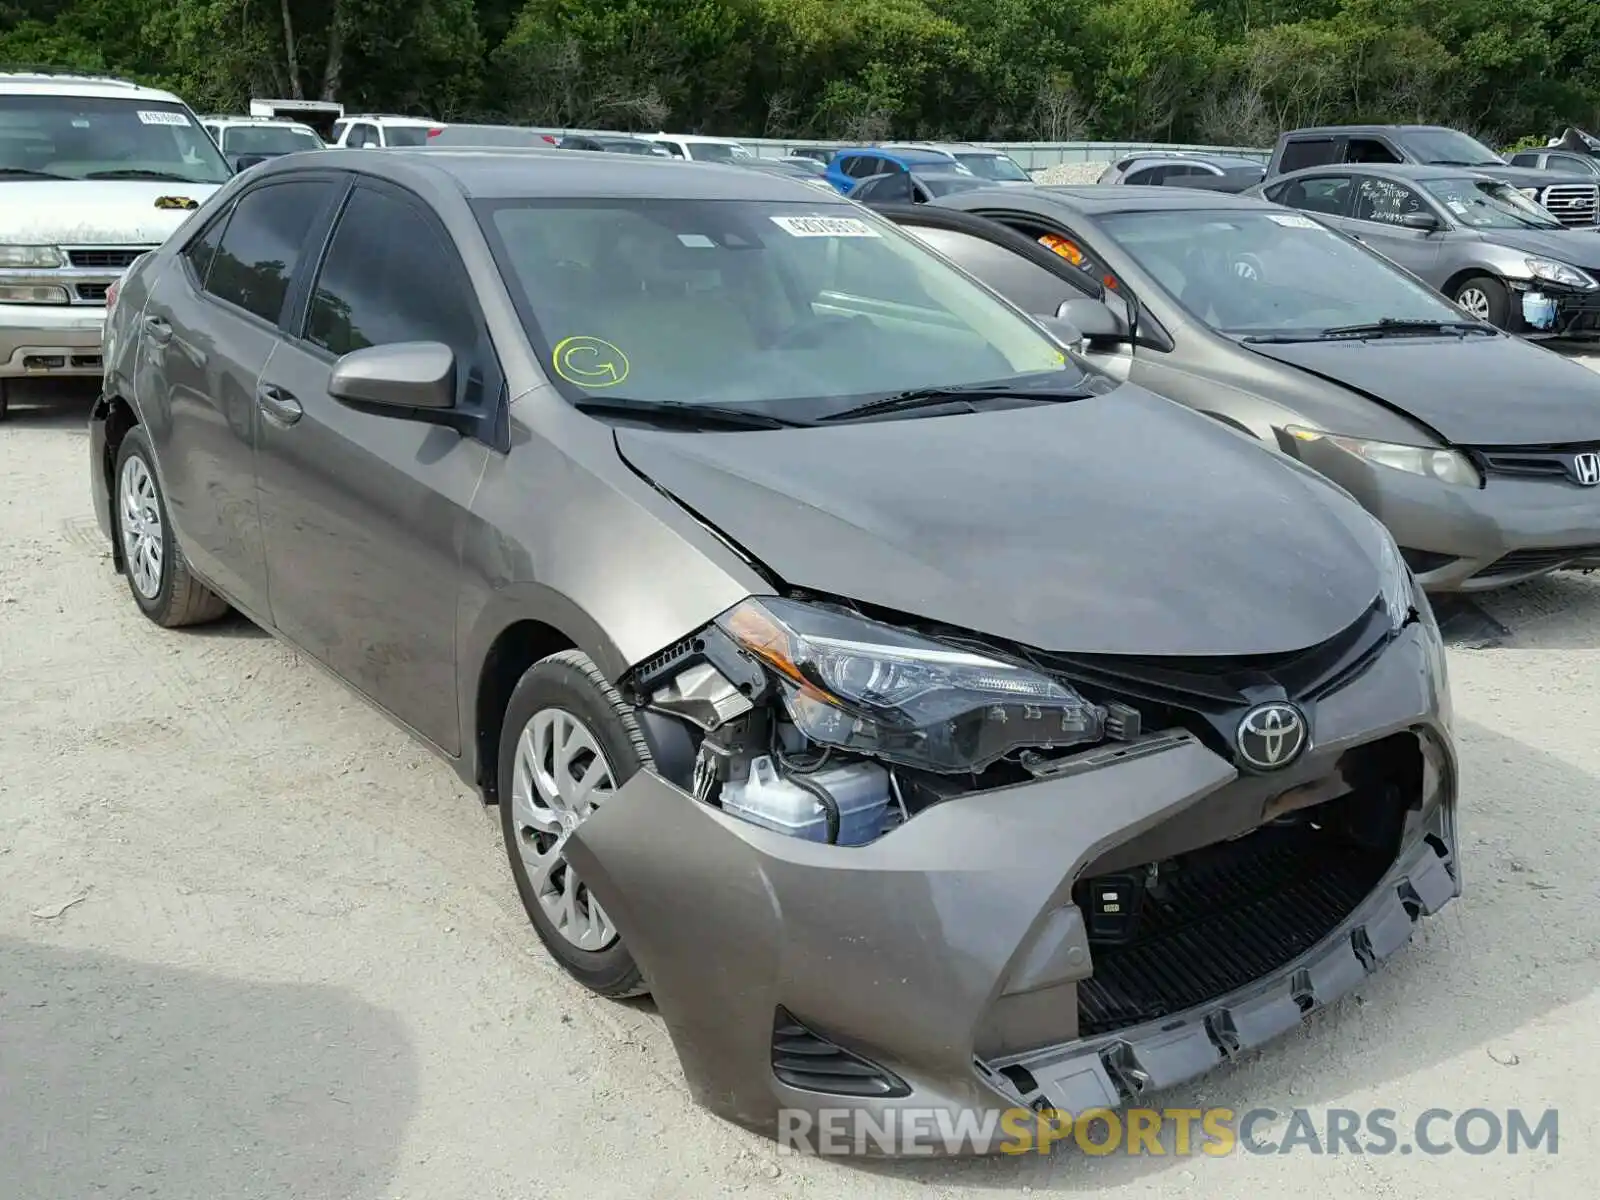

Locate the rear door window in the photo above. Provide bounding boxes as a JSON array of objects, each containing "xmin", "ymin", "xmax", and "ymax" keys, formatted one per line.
[
  {"xmin": 905, "ymin": 226, "xmax": 1090, "ymax": 314},
  {"xmin": 1276, "ymin": 175, "xmax": 1353, "ymax": 217},
  {"xmin": 1278, "ymin": 138, "xmax": 1338, "ymax": 173},
  {"xmin": 204, "ymin": 179, "xmax": 337, "ymax": 324}
]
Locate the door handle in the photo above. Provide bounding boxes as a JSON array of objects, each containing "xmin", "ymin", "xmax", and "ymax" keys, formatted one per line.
[
  {"xmin": 256, "ymin": 383, "xmax": 303, "ymax": 425},
  {"xmin": 143, "ymin": 315, "xmax": 172, "ymax": 345}
]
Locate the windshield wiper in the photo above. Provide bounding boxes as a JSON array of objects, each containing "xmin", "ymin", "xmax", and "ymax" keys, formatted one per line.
[
  {"xmin": 84, "ymin": 169, "xmax": 208, "ymax": 182},
  {"xmin": 818, "ymin": 382, "xmax": 1092, "ymax": 424},
  {"xmin": 0, "ymin": 167, "xmax": 73, "ymax": 180},
  {"xmin": 1243, "ymin": 318, "xmax": 1497, "ymax": 344},
  {"xmin": 573, "ymin": 397, "xmax": 802, "ymax": 430}
]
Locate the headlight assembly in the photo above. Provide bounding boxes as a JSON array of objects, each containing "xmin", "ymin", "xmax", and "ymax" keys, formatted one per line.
[
  {"xmin": 1526, "ymin": 256, "xmax": 1597, "ymax": 290},
  {"xmin": 0, "ymin": 244, "xmax": 64, "ymax": 268},
  {"xmin": 717, "ymin": 597, "xmax": 1104, "ymax": 773},
  {"xmin": 1285, "ymin": 426, "xmax": 1481, "ymax": 488},
  {"xmin": 1373, "ymin": 521, "xmax": 1417, "ymax": 630}
]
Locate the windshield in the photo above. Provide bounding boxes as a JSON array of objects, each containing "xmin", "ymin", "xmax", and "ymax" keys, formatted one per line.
[
  {"xmin": 1406, "ymin": 128, "xmax": 1504, "ymax": 167},
  {"xmin": 923, "ymin": 175, "xmax": 987, "ymax": 196},
  {"xmin": 955, "ymin": 152, "xmax": 1030, "ymax": 182},
  {"xmin": 476, "ymin": 197, "xmax": 1078, "ymax": 416},
  {"xmin": 688, "ymin": 142, "xmax": 752, "ymax": 162},
  {"xmin": 599, "ymin": 140, "xmax": 659, "ymax": 155},
  {"xmin": 222, "ymin": 124, "xmax": 322, "ymax": 155},
  {"xmin": 1419, "ymin": 177, "xmax": 1562, "ymax": 230},
  {"xmin": 385, "ymin": 125, "xmax": 435, "ymax": 147},
  {"xmin": 0, "ymin": 94, "xmax": 230, "ymax": 183},
  {"xmin": 1100, "ymin": 209, "xmax": 1465, "ymax": 337}
]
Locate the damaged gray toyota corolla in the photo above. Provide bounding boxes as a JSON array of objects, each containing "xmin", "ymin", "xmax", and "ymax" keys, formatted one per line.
[{"xmin": 92, "ymin": 152, "xmax": 1459, "ymax": 1157}]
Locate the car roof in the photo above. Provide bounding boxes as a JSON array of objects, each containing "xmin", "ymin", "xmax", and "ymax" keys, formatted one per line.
[
  {"xmin": 275, "ymin": 147, "xmax": 856, "ymax": 202},
  {"xmin": 1270, "ymin": 162, "xmax": 1500, "ymax": 184},
  {"xmin": 646, "ymin": 133, "xmax": 746, "ymax": 145},
  {"xmin": 0, "ymin": 72, "xmax": 184, "ymax": 104},
  {"xmin": 1282, "ymin": 124, "xmax": 1468, "ymax": 137},
  {"xmin": 838, "ymin": 146, "xmax": 955, "ymax": 165},
  {"xmin": 1002, "ymin": 184, "xmax": 1275, "ymax": 216}
]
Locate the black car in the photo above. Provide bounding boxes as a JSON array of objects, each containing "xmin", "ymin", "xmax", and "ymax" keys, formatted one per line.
[
  {"xmin": 848, "ymin": 169, "xmax": 989, "ymax": 205},
  {"xmin": 560, "ymin": 134, "xmax": 671, "ymax": 156}
]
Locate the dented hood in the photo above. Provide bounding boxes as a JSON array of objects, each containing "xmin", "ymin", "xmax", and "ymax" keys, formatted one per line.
[
  {"xmin": 0, "ymin": 181, "xmax": 219, "ymax": 246},
  {"xmin": 616, "ymin": 385, "xmax": 1386, "ymax": 657}
]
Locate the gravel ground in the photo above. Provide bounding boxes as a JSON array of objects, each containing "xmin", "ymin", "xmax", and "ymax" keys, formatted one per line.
[
  {"xmin": 1028, "ymin": 163, "xmax": 1106, "ymax": 185},
  {"xmin": 3, "ymin": 379, "xmax": 1597, "ymax": 1198}
]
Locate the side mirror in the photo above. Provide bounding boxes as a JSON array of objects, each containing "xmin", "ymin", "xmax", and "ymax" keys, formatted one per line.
[
  {"xmin": 232, "ymin": 154, "xmax": 266, "ymax": 173},
  {"xmin": 1057, "ymin": 295, "xmax": 1129, "ymax": 342},
  {"xmin": 1035, "ymin": 315, "xmax": 1085, "ymax": 347},
  {"xmin": 329, "ymin": 342, "xmax": 456, "ymax": 414},
  {"xmin": 1400, "ymin": 211, "xmax": 1440, "ymax": 232}
]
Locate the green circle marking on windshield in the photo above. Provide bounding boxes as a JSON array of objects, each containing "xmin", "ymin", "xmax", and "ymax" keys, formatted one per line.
[{"xmin": 553, "ymin": 336, "xmax": 630, "ymax": 388}]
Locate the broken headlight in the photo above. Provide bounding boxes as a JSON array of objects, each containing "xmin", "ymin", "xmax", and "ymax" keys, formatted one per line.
[{"xmin": 716, "ymin": 597, "xmax": 1104, "ymax": 773}]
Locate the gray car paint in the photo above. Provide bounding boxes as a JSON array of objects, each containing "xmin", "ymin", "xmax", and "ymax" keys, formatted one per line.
[
  {"xmin": 1255, "ymin": 163, "xmax": 1600, "ymax": 300},
  {"xmin": 89, "ymin": 150, "xmax": 1457, "ymax": 1155},
  {"xmin": 913, "ymin": 185, "xmax": 1600, "ymax": 590}
]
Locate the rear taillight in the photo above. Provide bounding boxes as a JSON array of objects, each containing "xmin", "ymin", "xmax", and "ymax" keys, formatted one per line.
[
  {"xmin": 542, "ymin": 134, "xmax": 557, "ymax": 143},
  {"xmin": 426, "ymin": 127, "xmax": 444, "ymax": 138}
]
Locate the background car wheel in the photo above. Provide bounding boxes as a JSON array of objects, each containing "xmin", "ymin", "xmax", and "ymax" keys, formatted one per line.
[
  {"xmin": 1452, "ymin": 275, "xmax": 1511, "ymax": 328},
  {"xmin": 498, "ymin": 649, "xmax": 653, "ymax": 998},
  {"xmin": 113, "ymin": 426, "xmax": 230, "ymax": 627}
]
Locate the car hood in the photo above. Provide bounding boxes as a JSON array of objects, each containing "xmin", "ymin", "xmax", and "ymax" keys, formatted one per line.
[
  {"xmin": 0, "ymin": 180, "xmax": 221, "ymax": 245},
  {"xmin": 615, "ymin": 387, "xmax": 1385, "ymax": 657},
  {"xmin": 1242, "ymin": 333, "xmax": 1600, "ymax": 445},
  {"xmin": 1469, "ymin": 225, "xmax": 1600, "ymax": 268}
]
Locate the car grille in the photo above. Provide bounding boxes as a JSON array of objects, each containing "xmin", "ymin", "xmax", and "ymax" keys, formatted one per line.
[
  {"xmin": 1475, "ymin": 546, "xmax": 1600, "ymax": 580},
  {"xmin": 75, "ymin": 283, "xmax": 109, "ymax": 302},
  {"xmin": 65, "ymin": 247, "xmax": 151, "ymax": 270},
  {"xmin": 1538, "ymin": 183, "xmax": 1599, "ymax": 226},
  {"xmin": 1473, "ymin": 444, "xmax": 1600, "ymax": 487}
]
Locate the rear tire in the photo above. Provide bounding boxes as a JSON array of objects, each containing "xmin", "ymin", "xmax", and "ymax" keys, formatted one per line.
[
  {"xmin": 498, "ymin": 649, "xmax": 652, "ymax": 999},
  {"xmin": 113, "ymin": 425, "xmax": 230, "ymax": 627},
  {"xmin": 1452, "ymin": 275, "xmax": 1511, "ymax": 329}
]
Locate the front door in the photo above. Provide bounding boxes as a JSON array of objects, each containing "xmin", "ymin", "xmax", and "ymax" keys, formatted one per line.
[
  {"xmin": 134, "ymin": 177, "xmax": 339, "ymax": 611},
  {"xmin": 252, "ymin": 180, "xmax": 499, "ymax": 753},
  {"xmin": 1344, "ymin": 176, "xmax": 1444, "ymax": 283}
]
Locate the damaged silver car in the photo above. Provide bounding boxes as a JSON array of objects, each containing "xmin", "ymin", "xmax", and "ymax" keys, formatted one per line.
[{"xmin": 91, "ymin": 148, "xmax": 1460, "ymax": 1154}]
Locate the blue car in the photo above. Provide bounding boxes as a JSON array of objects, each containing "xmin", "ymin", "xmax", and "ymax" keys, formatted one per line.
[{"xmin": 824, "ymin": 146, "xmax": 970, "ymax": 195}]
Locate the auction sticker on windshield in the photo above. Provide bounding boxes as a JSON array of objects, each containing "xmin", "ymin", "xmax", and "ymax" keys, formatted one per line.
[
  {"xmin": 771, "ymin": 216, "xmax": 881, "ymax": 238},
  {"xmin": 1268, "ymin": 213, "xmax": 1319, "ymax": 229},
  {"xmin": 138, "ymin": 110, "xmax": 190, "ymax": 126}
]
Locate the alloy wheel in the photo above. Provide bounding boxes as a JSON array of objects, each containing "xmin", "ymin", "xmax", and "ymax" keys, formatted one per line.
[
  {"xmin": 119, "ymin": 456, "xmax": 164, "ymax": 600},
  {"xmin": 1456, "ymin": 287, "xmax": 1492, "ymax": 321},
  {"xmin": 510, "ymin": 706, "xmax": 620, "ymax": 951}
]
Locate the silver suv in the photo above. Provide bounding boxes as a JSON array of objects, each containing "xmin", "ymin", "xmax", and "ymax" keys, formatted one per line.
[{"xmin": 0, "ymin": 70, "xmax": 232, "ymax": 419}]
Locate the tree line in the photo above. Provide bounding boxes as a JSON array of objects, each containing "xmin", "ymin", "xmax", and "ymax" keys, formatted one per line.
[{"xmin": 3, "ymin": 0, "xmax": 1599, "ymax": 146}]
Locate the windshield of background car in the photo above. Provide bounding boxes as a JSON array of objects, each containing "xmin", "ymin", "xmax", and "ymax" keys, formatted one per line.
[
  {"xmin": 922, "ymin": 175, "xmax": 988, "ymax": 197},
  {"xmin": 955, "ymin": 152, "xmax": 1030, "ymax": 182},
  {"xmin": 690, "ymin": 143, "xmax": 752, "ymax": 162},
  {"xmin": 385, "ymin": 125, "xmax": 435, "ymax": 147},
  {"xmin": 476, "ymin": 197, "xmax": 1078, "ymax": 412},
  {"xmin": 222, "ymin": 124, "xmax": 323, "ymax": 154},
  {"xmin": 1419, "ymin": 177, "xmax": 1564, "ymax": 229},
  {"xmin": 1100, "ymin": 209, "xmax": 1465, "ymax": 336},
  {"xmin": 0, "ymin": 94, "xmax": 230, "ymax": 183},
  {"xmin": 1406, "ymin": 128, "xmax": 1504, "ymax": 166}
]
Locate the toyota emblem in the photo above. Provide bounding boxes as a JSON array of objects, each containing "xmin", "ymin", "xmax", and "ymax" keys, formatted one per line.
[{"xmin": 1236, "ymin": 702, "xmax": 1309, "ymax": 771}]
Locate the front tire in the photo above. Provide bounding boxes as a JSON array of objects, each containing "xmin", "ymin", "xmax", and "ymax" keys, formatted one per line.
[
  {"xmin": 113, "ymin": 425, "xmax": 229, "ymax": 627},
  {"xmin": 499, "ymin": 649, "xmax": 653, "ymax": 998},
  {"xmin": 1452, "ymin": 275, "xmax": 1511, "ymax": 329}
]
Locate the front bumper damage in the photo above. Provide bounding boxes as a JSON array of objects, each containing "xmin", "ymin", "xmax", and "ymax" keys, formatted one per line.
[{"xmin": 564, "ymin": 620, "xmax": 1459, "ymax": 1154}]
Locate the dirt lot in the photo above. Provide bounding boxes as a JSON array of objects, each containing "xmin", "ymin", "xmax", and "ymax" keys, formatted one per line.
[{"xmin": 3, "ymin": 380, "xmax": 1597, "ymax": 1198}]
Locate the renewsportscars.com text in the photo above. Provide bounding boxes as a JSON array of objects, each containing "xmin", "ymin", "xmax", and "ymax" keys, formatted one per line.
[{"xmin": 777, "ymin": 1105, "xmax": 1560, "ymax": 1157}]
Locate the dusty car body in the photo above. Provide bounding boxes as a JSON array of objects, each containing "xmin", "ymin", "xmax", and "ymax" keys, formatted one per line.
[
  {"xmin": 868, "ymin": 186, "xmax": 1600, "ymax": 591},
  {"xmin": 90, "ymin": 149, "xmax": 1458, "ymax": 1154},
  {"xmin": 1256, "ymin": 163, "xmax": 1600, "ymax": 337}
]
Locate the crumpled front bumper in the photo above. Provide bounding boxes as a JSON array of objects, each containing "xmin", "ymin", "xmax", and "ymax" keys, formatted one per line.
[{"xmin": 563, "ymin": 621, "xmax": 1458, "ymax": 1154}]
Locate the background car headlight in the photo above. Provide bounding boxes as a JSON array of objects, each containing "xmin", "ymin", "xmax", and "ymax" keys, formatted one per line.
[
  {"xmin": 1526, "ymin": 257, "xmax": 1597, "ymax": 289},
  {"xmin": 0, "ymin": 244, "xmax": 64, "ymax": 268},
  {"xmin": 1285, "ymin": 426, "xmax": 1481, "ymax": 487},
  {"xmin": 1518, "ymin": 187, "xmax": 1541, "ymax": 201},
  {"xmin": 717, "ymin": 597, "xmax": 1104, "ymax": 773}
]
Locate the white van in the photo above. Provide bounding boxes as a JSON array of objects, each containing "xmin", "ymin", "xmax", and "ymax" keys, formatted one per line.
[
  {"xmin": 640, "ymin": 133, "xmax": 755, "ymax": 162},
  {"xmin": 0, "ymin": 71, "xmax": 232, "ymax": 419}
]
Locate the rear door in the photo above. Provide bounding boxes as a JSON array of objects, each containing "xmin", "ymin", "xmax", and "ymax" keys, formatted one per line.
[
  {"xmin": 134, "ymin": 174, "xmax": 340, "ymax": 613},
  {"xmin": 251, "ymin": 179, "xmax": 501, "ymax": 753}
]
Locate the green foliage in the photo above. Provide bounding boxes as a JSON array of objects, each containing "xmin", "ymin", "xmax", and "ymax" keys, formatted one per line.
[{"xmin": 3, "ymin": 0, "xmax": 1599, "ymax": 141}]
